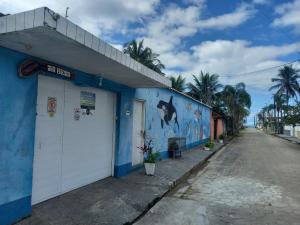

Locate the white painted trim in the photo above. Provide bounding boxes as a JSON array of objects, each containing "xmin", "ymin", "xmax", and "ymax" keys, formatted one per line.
[
  {"xmin": 132, "ymin": 100, "xmax": 145, "ymax": 166},
  {"xmin": 111, "ymin": 93, "xmax": 117, "ymax": 176}
]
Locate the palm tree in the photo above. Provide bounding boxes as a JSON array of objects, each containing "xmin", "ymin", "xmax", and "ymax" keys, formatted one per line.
[
  {"xmin": 169, "ymin": 75, "xmax": 186, "ymax": 92},
  {"xmin": 213, "ymin": 92, "xmax": 228, "ymax": 115},
  {"xmin": 221, "ymin": 83, "xmax": 251, "ymax": 134},
  {"xmin": 123, "ymin": 40, "xmax": 165, "ymax": 75},
  {"xmin": 273, "ymin": 93, "xmax": 286, "ymax": 133},
  {"xmin": 267, "ymin": 103, "xmax": 275, "ymax": 119},
  {"xmin": 269, "ymin": 65, "xmax": 300, "ymax": 115},
  {"xmin": 187, "ymin": 71, "xmax": 222, "ymax": 105},
  {"xmin": 274, "ymin": 93, "xmax": 285, "ymax": 118}
]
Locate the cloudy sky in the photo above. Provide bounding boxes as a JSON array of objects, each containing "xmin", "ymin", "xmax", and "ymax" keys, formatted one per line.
[{"xmin": 1, "ymin": 0, "xmax": 300, "ymax": 124}]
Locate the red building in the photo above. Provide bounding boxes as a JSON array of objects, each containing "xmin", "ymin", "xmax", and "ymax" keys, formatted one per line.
[{"xmin": 210, "ymin": 112, "xmax": 226, "ymax": 141}]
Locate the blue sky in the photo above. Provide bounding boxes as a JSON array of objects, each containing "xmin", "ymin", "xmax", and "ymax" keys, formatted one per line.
[{"xmin": 1, "ymin": 0, "xmax": 300, "ymax": 125}]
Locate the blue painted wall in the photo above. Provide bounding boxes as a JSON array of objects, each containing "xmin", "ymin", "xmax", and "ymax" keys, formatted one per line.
[
  {"xmin": 114, "ymin": 89, "xmax": 135, "ymax": 176},
  {"xmin": 0, "ymin": 47, "xmax": 37, "ymax": 225},
  {"xmin": 135, "ymin": 88, "xmax": 211, "ymax": 157},
  {"xmin": 0, "ymin": 46, "xmax": 211, "ymax": 225},
  {"xmin": 0, "ymin": 46, "xmax": 135, "ymax": 224}
]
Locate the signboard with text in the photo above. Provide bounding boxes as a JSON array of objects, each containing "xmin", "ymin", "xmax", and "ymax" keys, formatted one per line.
[{"xmin": 19, "ymin": 59, "xmax": 74, "ymax": 79}]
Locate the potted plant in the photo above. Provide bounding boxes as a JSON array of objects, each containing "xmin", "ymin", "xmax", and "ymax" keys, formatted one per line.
[
  {"xmin": 138, "ymin": 140, "xmax": 160, "ymax": 176},
  {"xmin": 219, "ymin": 134, "xmax": 224, "ymax": 144},
  {"xmin": 204, "ymin": 142, "xmax": 214, "ymax": 151}
]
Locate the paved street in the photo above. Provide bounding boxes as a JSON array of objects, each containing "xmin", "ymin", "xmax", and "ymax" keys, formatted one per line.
[{"xmin": 135, "ymin": 128, "xmax": 300, "ymax": 225}]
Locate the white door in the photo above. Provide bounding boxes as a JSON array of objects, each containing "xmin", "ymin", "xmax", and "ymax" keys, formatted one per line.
[
  {"xmin": 32, "ymin": 75, "xmax": 65, "ymax": 204},
  {"xmin": 61, "ymin": 82, "xmax": 115, "ymax": 192},
  {"xmin": 132, "ymin": 100, "xmax": 145, "ymax": 166},
  {"xmin": 32, "ymin": 75, "xmax": 115, "ymax": 204}
]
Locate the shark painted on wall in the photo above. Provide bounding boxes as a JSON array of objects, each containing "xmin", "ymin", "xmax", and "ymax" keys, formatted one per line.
[{"xmin": 157, "ymin": 96, "xmax": 179, "ymax": 129}]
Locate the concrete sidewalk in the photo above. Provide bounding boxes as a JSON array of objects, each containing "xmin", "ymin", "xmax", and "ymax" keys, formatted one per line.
[
  {"xmin": 18, "ymin": 142, "xmax": 225, "ymax": 225},
  {"xmin": 274, "ymin": 134, "xmax": 300, "ymax": 145}
]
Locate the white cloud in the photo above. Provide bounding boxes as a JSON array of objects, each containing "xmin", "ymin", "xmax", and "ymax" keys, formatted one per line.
[
  {"xmin": 136, "ymin": 3, "xmax": 291, "ymax": 91},
  {"xmin": 2, "ymin": 0, "xmax": 293, "ymax": 91},
  {"xmin": 183, "ymin": 0, "xmax": 206, "ymax": 7},
  {"xmin": 142, "ymin": 4, "xmax": 203, "ymax": 53},
  {"xmin": 198, "ymin": 4, "xmax": 255, "ymax": 30},
  {"xmin": 178, "ymin": 40, "xmax": 300, "ymax": 89},
  {"xmin": 109, "ymin": 43, "xmax": 124, "ymax": 51},
  {"xmin": 253, "ymin": 0, "xmax": 270, "ymax": 5},
  {"xmin": 0, "ymin": 0, "xmax": 255, "ymax": 51},
  {"xmin": 0, "ymin": 0, "xmax": 159, "ymax": 36},
  {"xmin": 129, "ymin": 2, "xmax": 295, "ymax": 91},
  {"xmin": 272, "ymin": 0, "xmax": 300, "ymax": 33},
  {"xmin": 141, "ymin": 2, "xmax": 255, "ymax": 55}
]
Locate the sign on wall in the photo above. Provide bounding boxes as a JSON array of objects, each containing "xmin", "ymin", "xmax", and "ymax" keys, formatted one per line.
[
  {"xmin": 47, "ymin": 97, "xmax": 57, "ymax": 117},
  {"xmin": 80, "ymin": 91, "xmax": 96, "ymax": 115},
  {"xmin": 19, "ymin": 59, "xmax": 74, "ymax": 79}
]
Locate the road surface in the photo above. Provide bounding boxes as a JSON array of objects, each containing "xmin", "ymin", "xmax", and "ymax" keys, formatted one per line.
[{"xmin": 135, "ymin": 128, "xmax": 300, "ymax": 225}]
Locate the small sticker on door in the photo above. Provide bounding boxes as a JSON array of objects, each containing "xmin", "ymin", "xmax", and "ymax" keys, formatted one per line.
[
  {"xmin": 74, "ymin": 108, "xmax": 81, "ymax": 121},
  {"xmin": 47, "ymin": 97, "xmax": 57, "ymax": 117}
]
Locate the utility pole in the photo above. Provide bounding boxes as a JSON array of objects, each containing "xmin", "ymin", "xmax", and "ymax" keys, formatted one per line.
[{"xmin": 65, "ymin": 7, "xmax": 70, "ymax": 18}]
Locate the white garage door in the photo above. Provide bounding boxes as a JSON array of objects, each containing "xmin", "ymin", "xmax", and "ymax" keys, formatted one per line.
[{"xmin": 32, "ymin": 75, "xmax": 115, "ymax": 204}]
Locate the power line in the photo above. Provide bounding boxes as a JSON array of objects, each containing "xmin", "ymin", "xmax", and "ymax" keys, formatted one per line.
[
  {"xmin": 217, "ymin": 6, "xmax": 300, "ymax": 79},
  {"xmin": 219, "ymin": 59, "xmax": 299, "ymax": 78}
]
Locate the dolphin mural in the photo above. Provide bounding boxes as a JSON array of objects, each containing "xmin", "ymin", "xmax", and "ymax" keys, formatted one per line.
[{"xmin": 157, "ymin": 96, "xmax": 179, "ymax": 129}]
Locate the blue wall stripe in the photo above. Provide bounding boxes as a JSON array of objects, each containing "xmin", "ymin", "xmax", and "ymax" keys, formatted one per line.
[
  {"xmin": 115, "ymin": 139, "xmax": 210, "ymax": 176},
  {"xmin": 0, "ymin": 196, "xmax": 31, "ymax": 225},
  {"xmin": 114, "ymin": 163, "xmax": 132, "ymax": 177}
]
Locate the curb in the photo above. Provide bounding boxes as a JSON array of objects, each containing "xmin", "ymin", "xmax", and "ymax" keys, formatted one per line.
[
  {"xmin": 128, "ymin": 137, "xmax": 233, "ymax": 225},
  {"xmin": 271, "ymin": 133, "xmax": 300, "ymax": 145}
]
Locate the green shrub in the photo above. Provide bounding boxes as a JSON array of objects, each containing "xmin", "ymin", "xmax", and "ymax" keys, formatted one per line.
[
  {"xmin": 205, "ymin": 142, "xmax": 214, "ymax": 148},
  {"xmin": 138, "ymin": 139, "xmax": 160, "ymax": 163},
  {"xmin": 144, "ymin": 152, "xmax": 160, "ymax": 163},
  {"xmin": 219, "ymin": 134, "xmax": 224, "ymax": 140}
]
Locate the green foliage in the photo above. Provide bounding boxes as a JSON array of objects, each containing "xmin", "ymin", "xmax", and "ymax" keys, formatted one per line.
[
  {"xmin": 263, "ymin": 121, "xmax": 269, "ymax": 128},
  {"xmin": 185, "ymin": 72, "xmax": 251, "ymax": 134},
  {"xmin": 269, "ymin": 65, "xmax": 300, "ymax": 108},
  {"xmin": 144, "ymin": 152, "xmax": 160, "ymax": 163},
  {"xmin": 187, "ymin": 71, "xmax": 222, "ymax": 105},
  {"xmin": 169, "ymin": 75, "xmax": 186, "ymax": 92},
  {"xmin": 220, "ymin": 82, "xmax": 251, "ymax": 134},
  {"xmin": 138, "ymin": 139, "xmax": 160, "ymax": 163},
  {"xmin": 274, "ymin": 93, "xmax": 285, "ymax": 112},
  {"xmin": 258, "ymin": 66, "xmax": 300, "ymax": 130},
  {"xmin": 123, "ymin": 39, "xmax": 165, "ymax": 75},
  {"xmin": 282, "ymin": 102, "xmax": 300, "ymax": 126},
  {"xmin": 219, "ymin": 134, "xmax": 224, "ymax": 140},
  {"xmin": 205, "ymin": 142, "xmax": 214, "ymax": 148}
]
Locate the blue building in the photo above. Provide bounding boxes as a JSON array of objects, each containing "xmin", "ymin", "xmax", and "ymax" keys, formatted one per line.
[{"xmin": 0, "ymin": 8, "xmax": 211, "ymax": 225}]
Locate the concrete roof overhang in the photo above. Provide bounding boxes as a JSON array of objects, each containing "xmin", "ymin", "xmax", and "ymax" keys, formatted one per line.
[{"xmin": 0, "ymin": 7, "xmax": 171, "ymax": 88}]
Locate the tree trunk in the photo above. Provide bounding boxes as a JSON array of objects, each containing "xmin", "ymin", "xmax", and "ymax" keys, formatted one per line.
[
  {"xmin": 286, "ymin": 90, "xmax": 289, "ymax": 116},
  {"xmin": 232, "ymin": 105, "xmax": 236, "ymax": 135},
  {"xmin": 277, "ymin": 109, "xmax": 280, "ymax": 134}
]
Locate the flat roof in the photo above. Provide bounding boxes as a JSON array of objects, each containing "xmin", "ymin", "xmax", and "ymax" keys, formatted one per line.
[
  {"xmin": 0, "ymin": 7, "xmax": 171, "ymax": 88},
  {"xmin": 169, "ymin": 88, "xmax": 212, "ymax": 109}
]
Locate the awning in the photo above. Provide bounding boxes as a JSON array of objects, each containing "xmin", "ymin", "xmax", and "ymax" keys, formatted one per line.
[{"xmin": 0, "ymin": 7, "xmax": 171, "ymax": 88}]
